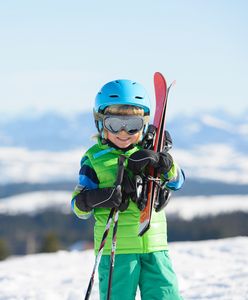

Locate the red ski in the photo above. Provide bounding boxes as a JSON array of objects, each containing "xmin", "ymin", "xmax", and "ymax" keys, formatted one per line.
[{"xmin": 138, "ymin": 72, "xmax": 174, "ymax": 236}]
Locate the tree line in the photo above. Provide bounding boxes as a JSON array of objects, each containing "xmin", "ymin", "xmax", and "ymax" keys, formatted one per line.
[{"xmin": 0, "ymin": 211, "xmax": 247, "ymax": 260}]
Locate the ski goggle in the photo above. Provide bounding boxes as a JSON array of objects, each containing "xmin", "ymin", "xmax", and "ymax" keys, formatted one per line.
[{"xmin": 103, "ymin": 115, "xmax": 144, "ymax": 135}]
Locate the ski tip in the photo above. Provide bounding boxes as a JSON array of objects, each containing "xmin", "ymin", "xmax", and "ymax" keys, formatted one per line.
[
  {"xmin": 154, "ymin": 72, "xmax": 167, "ymax": 89},
  {"xmin": 167, "ymin": 80, "xmax": 176, "ymax": 91},
  {"xmin": 171, "ymin": 80, "xmax": 176, "ymax": 87},
  {"xmin": 154, "ymin": 72, "xmax": 165, "ymax": 79}
]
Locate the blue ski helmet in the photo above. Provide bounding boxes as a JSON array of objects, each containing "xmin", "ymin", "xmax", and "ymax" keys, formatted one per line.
[
  {"xmin": 94, "ymin": 79, "xmax": 151, "ymax": 138},
  {"xmin": 94, "ymin": 79, "xmax": 151, "ymax": 115}
]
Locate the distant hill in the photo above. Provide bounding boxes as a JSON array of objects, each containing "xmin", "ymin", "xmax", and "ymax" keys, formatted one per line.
[
  {"xmin": 0, "ymin": 111, "xmax": 95, "ymax": 150},
  {"xmin": 1, "ymin": 179, "xmax": 248, "ymax": 199},
  {"xmin": 0, "ymin": 109, "xmax": 248, "ymax": 153},
  {"xmin": 0, "ymin": 110, "xmax": 248, "ymax": 185},
  {"xmin": 0, "ymin": 191, "xmax": 247, "ymax": 255}
]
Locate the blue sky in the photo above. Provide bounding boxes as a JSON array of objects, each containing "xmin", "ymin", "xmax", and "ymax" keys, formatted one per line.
[{"xmin": 0, "ymin": 0, "xmax": 247, "ymax": 117}]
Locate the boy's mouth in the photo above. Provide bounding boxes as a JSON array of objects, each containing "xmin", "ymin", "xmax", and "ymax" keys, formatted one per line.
[
  {"xmin": 116, "ymin": 137, "xmax": 130, "ymax": 142},
  {"xmin": 116, "ymin": 136, "xmax": 133, "ymax": 144}
]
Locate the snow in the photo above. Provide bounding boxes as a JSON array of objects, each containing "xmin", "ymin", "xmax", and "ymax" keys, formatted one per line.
[
  {"xmin": 238, "ymin": 124, "xmax": 248, "ymax": 135},
  {"xmin": 0, "ymin": 147, "xmax": 83, "ymax": 184},
  {"xmin": 173, "ymin": 144, "xmax": 248, "ymax": 184},
  {"xmin": 1, "ymin": 144, "xmax": 248, "ymax": 184},
  {"xmin": 0, "ymin": 237, "xmax": 247, "ymax": 300},
  {"xmin": 200, "ymin": 113, "xmax": 248, "ymax": 137},
  {"xmin": 0, "ymin": 191, "xmax": 72, "ymax": 215},
  {"xmin": 171, "ymin": 237, "xmax": 248, "ymax": 300},
  {"xmin": 1, "ymin": 192, "xmax": 248, "ymax": 219},
  {"xmin": 201, "ymin": 115, "xmax": 234, "ymax": 132},
  {"xmin": 166, "ymin": 195, "xmax": 248, "ymax": 220}
]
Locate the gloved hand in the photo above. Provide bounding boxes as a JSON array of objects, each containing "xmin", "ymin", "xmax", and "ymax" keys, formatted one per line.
[
  {"xmin": 158, "ymin": 151, "xmax": 174, "ymax": 173},
  {"xmin": 122, "ymin": 170, "xmax": 136, "ymax": 198},
  {"xmin": 121, "ymin": 170, "xmax": 148, "ymax": 211},
  {"xmin": 75, "ymin": 186, "xmax": 128, "ymax": 212},
  {"xmin": 128, "ymin": 149, "xmax": 173, "ymax": 175}
]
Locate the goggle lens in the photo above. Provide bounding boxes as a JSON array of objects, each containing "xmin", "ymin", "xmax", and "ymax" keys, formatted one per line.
[{"xmin": 103, "ymin": 116, "xmax": 144, "ymax": 135}]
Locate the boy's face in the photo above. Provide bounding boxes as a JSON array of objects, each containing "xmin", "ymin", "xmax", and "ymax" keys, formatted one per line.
[{"xmin": 106, "ymin": 129, "xmax": 140, "ymax": 149}]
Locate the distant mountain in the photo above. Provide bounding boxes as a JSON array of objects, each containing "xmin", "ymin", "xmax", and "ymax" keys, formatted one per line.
[
  {"xmin": 1, "ymin": 179, "xmax": 248, "ymax": 199},
  {"xmin": 0, "ymin": 109, "xmax": 247, "ymax": 152},
  {"xmin": 0, "ymin": 190, "xmax": 248, "ymax": 217},
  {"xmin": 168, "ymin": 110, "xmax": 248, "ymax": 154},
  {"xmin": 0, "ymin": 111, "xmax": 95, "ymax": 150},
  {"xmin": 0, "ymin": 110, "xmax": 248, "ymax": 185}
]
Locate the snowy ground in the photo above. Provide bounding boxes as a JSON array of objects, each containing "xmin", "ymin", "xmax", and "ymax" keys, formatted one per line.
[{"xmin": 0, "ymin": 237, "xmax": 247, "ymax": 300}]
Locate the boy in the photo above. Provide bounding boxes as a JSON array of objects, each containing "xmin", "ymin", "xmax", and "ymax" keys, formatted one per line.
[{"xmin": 71, "ymin": 79, "xmax": 185, "ymax": 299}]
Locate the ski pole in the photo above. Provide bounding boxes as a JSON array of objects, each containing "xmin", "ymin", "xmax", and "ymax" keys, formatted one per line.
[
  {"xmin": 106, "ymin": 155, "xmax": 125, "ymax": 300},
  {"xmin": 84, "ymin": 155, "xmax": 126, "ymax": 300},
  {"xmin": 106, "ymin": 209, "xmax": 119, "ymax": 300},
  {"xmin": 84, "ymin": 207, "xmax": 115, "ymax": 300}
]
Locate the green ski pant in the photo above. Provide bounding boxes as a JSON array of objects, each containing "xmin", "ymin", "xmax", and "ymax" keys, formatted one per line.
[{"xmin": 98, "ymin": 250, "xmax": 183, "ymax": 300}]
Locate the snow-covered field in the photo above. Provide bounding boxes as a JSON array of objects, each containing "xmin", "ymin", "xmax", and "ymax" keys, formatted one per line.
[
  {"xmin": 173, "ymin": 144, "xmax": 248, "ymax": 184},
  {"xmin": 0, "ymin": 191, "xmax": 72, "ymax": 215},
  {"xmin": 0, "ymin": 147, "xmax": 83, "ymax": 184},
  {"xmin": 0, "ymin": 237, "xmax": 247, "ymax": 300},
  {"xmin": 1, "ymin": 191, "xmax": 248, "ymax": 220},
  {"xmin": 166, "ymin": 195, "xmax": 248, "ymax": 220},
  {"xmin": 0, "ymin": 144, "xmax": 248, "ymax": 184}
]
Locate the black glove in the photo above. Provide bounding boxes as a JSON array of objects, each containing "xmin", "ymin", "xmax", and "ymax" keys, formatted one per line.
[
  {"xmin": 159, "ymin": 152, "xmax": 174, "ymax": 173},
  {"xmin": 128, "ymin": 149, "xmax": 173, "ymax": 175},
  {"xmin": 121, "ymin": 171, "xmax": 148, "ymax": 211},
  {"xmin": 75, "ymin": 186, "xmax": 128, "ymax": 212},
  {"xmin": 122, "ymin": 170, "xmax": 136, "ymax": 197}
]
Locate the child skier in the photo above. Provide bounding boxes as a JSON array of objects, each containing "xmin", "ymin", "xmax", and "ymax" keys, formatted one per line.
[{"xmin": 71, "ymin": 79, "xmax": 185, "ymax": 300}]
